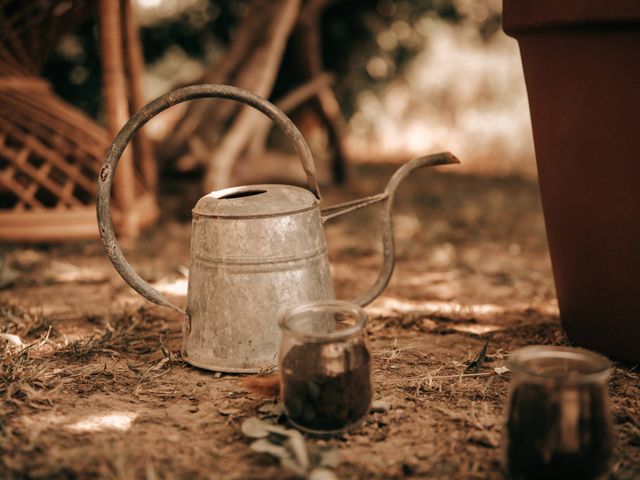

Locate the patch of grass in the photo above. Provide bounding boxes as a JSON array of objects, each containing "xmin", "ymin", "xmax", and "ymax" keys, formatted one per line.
[
  {"xmin": 0, "ymin": 304, "xmax": 59, "ymax": 340},
  {"xmin": 56, "ymin": 307, "xmax": 180, "ymax": 361}
]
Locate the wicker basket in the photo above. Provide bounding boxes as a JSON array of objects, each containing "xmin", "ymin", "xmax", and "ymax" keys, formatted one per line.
[{"xmin": 0, "ymin": 0, "xmax": 157, "ymax": 242}]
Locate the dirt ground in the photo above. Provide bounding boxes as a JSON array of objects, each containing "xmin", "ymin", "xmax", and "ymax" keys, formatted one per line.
[{"xmin": 1, "ymin": 163, "xmax": 639, "ymax": 479}]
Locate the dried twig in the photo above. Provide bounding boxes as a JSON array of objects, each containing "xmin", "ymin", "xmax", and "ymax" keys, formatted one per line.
[{"xmin": 465, "ymin": 337, "xmax": 491, "ymax": 372}]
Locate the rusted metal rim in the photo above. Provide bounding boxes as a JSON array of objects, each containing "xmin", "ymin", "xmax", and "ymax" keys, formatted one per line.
[{"xmin": 97, "ymin": 84, "xmax": 321, "ymax": 314}]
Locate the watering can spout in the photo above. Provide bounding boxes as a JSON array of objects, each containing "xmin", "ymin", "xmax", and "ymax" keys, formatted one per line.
[{"xmin": 321, "ymin": 151, "xmax": 460, "ymax": 307}]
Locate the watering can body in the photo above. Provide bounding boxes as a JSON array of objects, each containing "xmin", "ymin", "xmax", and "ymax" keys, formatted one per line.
[
  {"xmin": 97, "ymin": 84, "xmax": 459, "ymax": 372},
  {"xmin": 185, "ymin": 184, "xmax": 333, "ymax": 371}
]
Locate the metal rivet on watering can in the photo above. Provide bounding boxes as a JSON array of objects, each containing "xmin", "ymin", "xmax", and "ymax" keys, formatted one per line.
[{"xmin": 96, "ymin": 84, "xmax": 460, "ymax": 372}]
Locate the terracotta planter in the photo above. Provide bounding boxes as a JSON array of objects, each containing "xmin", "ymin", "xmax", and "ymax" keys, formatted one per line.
[{"xmin": 503, "ymin": 0, "xmax": 640, "ymax": 361}]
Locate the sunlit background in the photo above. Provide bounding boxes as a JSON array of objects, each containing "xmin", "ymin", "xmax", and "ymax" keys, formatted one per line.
[{"xmin": 43, "ymin": 0, "xmax": 535, "ymax": 178}]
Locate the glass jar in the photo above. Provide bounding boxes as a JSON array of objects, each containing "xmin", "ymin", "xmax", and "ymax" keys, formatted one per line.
[
  {"xmin": 503, "ymin": 346, "xmax": 614, "ymax": 480},
  {"xmin": 279, "ymin": 300, "xmax": 372, "ymax": 435}
]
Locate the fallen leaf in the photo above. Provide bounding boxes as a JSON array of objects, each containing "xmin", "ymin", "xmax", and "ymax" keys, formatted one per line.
[
  {"xmin": 241, "ymin": 416, "xmax": 294, "ymax": 439},
  {"xmin": 241, "ymin": 417, "xmax": 271, "ymax": 438},
  {"xmin": 242, "ymin": 374, "xmax": 280, "ymax": 398},
  {"xmin": 286, "ymin": 431, "xmax": 310, "ymax": 471},
  {"xmin": 309, "ymin": 467, "xmax": 338, "ymax": 480},
  {"xmin": 250, "ymin": 438, "xmax": 307, "ymax": 477},
  {"xmin": 0, "ymin": 333, "xmax": 24, "ymax": 347},
  {"xmin": 494, "ymin": 366, "xmax": 510, "ymax": 375},
  {"xmin": 280, "ymin": 455, "xmax": 308, "ymax": 477},
  {"xmin": 218, "ymin": 407, "xmax": 241, "ymax": 416},
  {"xmin": 250, "ymin": 438, "xmax": 289, "ymax": 458},
  {"xmin": 241, "ymin": 416, "xmax": 339, "ymax": 478},
  {"xmin": 265, "ymin": 423, "xmax": 295, "ymax": 437},
  {"xmin": 318, "ymin": 449, "xmax": 340, "ymax": 468},
  {"xmin": 258, "ymin": 402, "xmax": 284, "ymax": 418}
]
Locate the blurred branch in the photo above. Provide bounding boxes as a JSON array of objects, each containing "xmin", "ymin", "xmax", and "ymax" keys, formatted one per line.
[
  {"xmin": 202, "ymin": 0, "xmax": 301, "ymax": 191},
  {"xmin": 277, "ymin": 73, "xmax": 335, "ymax": 113},
  {"xmin": 164, "ymin": 0, "xmax": 275, "ymax": 154},
  {"xmin": 292, "ymin": 0, "xmax": 350, "ymax": 183},
  {"xmin": 248, "ymin": 72, "xmax": 335, "ymax": 158},
  {"xmin": 160, "ymin": 0, "xmax": 350, "ymax": 190}
]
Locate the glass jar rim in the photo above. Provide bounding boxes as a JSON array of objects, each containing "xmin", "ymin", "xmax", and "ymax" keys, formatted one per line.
[
  {"xmin": 507, "ymin": 345, "xmax": 611, "ymax": 383},
  {"xmin": 279, "ymin": 300, "xmax": 367, "ymax": 343}
]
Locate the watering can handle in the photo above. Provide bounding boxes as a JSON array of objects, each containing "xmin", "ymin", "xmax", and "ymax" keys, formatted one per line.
[{"xmin": 97, "ymin": 84, "xmax": 321, "ymax": 315}]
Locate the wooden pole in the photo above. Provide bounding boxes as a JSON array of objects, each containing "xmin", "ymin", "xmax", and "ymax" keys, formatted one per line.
[
  {"xmin": 122, "ymin": 0, "xmax": 157, "ymax": 191},
  {"xmin": 99, "ymin": 0, "xmax": 138, "ymax": 237}
]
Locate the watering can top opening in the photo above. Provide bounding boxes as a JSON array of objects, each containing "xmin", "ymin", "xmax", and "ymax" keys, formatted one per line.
[{"xmin": 193, "ymin": 184, "xmax": 317, "ymax": 218}]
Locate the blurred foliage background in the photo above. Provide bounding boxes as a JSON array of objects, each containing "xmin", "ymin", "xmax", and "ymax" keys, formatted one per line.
[{"xmin": 42, "ymin": 0, "xmax": 534, "ymax": 176}]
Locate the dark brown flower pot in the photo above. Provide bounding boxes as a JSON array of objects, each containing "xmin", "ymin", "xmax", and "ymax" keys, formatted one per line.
[{"xmin": 503, "ymin": 0, "xmax": 640, "ymax": 361}]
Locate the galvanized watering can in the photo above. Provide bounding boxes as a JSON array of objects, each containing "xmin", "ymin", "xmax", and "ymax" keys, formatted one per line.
[{"xmin": 97, "ymin": 84, "xmax": 459, "ymax": 372}]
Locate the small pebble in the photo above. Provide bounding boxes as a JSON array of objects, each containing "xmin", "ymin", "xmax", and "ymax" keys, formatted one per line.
[{"xmin": 370, "ymin": 400, "xmax": 392, "ymax": 413}]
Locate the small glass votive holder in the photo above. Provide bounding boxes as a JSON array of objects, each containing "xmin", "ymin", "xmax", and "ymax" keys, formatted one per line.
[
  {"xmin": 503, "ymin": 345, "xmax": 614, "ymax": 480},
  {"xmin": 278, "ymin": 300, "xmax": 372, "ymax": 436}
]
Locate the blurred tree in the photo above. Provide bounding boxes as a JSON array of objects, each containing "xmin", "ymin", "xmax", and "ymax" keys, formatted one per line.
[
  {"xmin": 43, "ymin": 0, "xmax": 501, "ymax": 122},
  {"xmin": 44, "ymin": 0, "xmax": 500, "ymax": 122},
  {"xmin": 41, "ymin": 0, "xmax": 502, "ymax": 188}
]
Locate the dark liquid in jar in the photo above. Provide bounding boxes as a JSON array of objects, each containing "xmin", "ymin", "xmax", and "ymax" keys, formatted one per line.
[
  {"xmin": 281, "ymin": 340, "xmax": 371, "ymax": 432},
  {"xmin": 506, "ymin": 382, "xmax": 613, "ymax": 480}
]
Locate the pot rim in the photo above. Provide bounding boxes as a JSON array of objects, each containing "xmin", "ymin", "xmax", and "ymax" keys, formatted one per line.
[{"xmin": 503, "ymin": 0, "xmax": 640, "ymax": 34}]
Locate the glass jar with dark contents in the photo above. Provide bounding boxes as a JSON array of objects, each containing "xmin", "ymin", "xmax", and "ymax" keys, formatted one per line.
[
  {"xmin": 503, "ymin": 346, "xmax": 614, "ymax": 480},
  {"xmin": 279, "ymin": 301, "xmax": 372, "ymax": 436}
]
